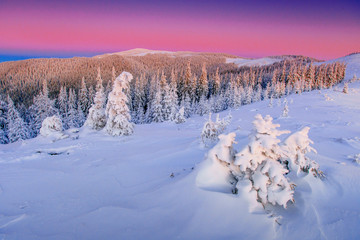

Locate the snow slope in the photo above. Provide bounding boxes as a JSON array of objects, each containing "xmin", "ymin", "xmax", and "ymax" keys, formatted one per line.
[
  {"xmin": 0, "ymin": 55, "xmax": 360, "ymax": 240},
  {"xmin": 226, "ymin": 57, "xmax": 282, "ymax": 67}
]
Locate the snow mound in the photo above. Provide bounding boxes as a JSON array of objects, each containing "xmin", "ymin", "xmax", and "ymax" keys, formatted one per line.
[
  {"xmin": 196, "ymin": 133, "xmax": 236, "ymax": 193},
  {"xmin": 39, "ymin": 115, "xmax": 68, "ymax": 142}
]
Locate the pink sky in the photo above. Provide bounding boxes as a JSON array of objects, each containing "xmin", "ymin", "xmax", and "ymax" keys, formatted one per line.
[{"xmin": 1, "ymin": 0, "xmax": 359, "ymax": 60}]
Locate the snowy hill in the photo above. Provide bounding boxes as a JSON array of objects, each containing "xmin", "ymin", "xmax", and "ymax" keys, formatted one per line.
[
  {"xmin": 226, "ymin": 57, "xmax": 283, "ymax": 67},
  {"xmin": 319, "ymin": 53, "xmax": 360, "ymax": 80},
  {"xmin": 1, "ymin": 54, "xmax": 360, "ymax": 239},
  {"xmin": 94, "ymin": 48, "xmax": 237, "ymax": 58}
]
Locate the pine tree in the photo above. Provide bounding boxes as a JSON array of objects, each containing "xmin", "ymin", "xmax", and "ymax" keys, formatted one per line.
[
  {"xmin": 196, "ymin": 63, "xmax": 209, "ymax": 101},
  {"xmin": 6, "ymin": 95, "xmax": 29, "ymax": 142},
  {"xmin": 0, "ymin": 95, "xmax": 8, "ymax": 144},
  {"xmin": 174, "ymin": 106, "xmax": 186, "ymax": 124},
  {"xmin": 79, "ymin": 77, "xmax": 89, "ymax": 116},
  {"xmin": 212, "ymin": 67, "xmax": 221, "ymax": 96},
  {"xmin": 29, "ymin": 79, "xmax": 58, "ymax": 135},
  {"xmin": 57, "ymin": 85, "xmax": 68, "ymax": 128},
  {"xmin": 67, "ymin": 88, "xmax": 78, "ymax": 128},
  {"xmin": 282, "ymin": 99, "xmax": 289, "ymax": 118},
  {"xmin": 85, "ymin": 68, "xmax": 106, "ymax": 130},
  {"xmin": 88, "ymin": 85, "xmax": 95, "ymax": 107},
  {"xmin": 160, "ymin": 72, "xmax": 172, "ymax": 121},
  {"xmin": 234, "ymin": 114, "xmax": 294, "ymax": 208},
  {"xmin": 169, "ymin": 70, "xmax": 179, "ymax": 121},
  {"xmin": 343, "ymin": 82, "xmax": 349, "ymax": 94},
  {"xmin": 105, "ymin": 72, "xmax": 134, "ymax": 136},
  {"xmin": 151, "ymin": 89, "xmax": 164, "ymax": 123}
]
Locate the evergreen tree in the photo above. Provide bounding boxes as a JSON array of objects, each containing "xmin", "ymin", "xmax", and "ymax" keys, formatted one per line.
[
  {"xmin": 343, "ymin": 82, "xmax": 349, "ymax": 94},
  {"xmin": 212, "ymin": 67, "xmax": 221, "ymax": 96},
  {"xmin": 234, "ymin": 114, "xmax": 294, "ymax": 208},
  {"xmin": 67, "ymin": 88, "xmax": 77, "ymax": 128},
  {"xmin": 79, "ymin": 77, "xmax": 89, "ymax": 116},
  {"xmin": 196, "ymin": 63, "xmax": 209, "ymax": 101},
  {"xmin": 174, "ymin": 106, "xmax": 186, "ymax": 124},
  {"xmin": 151, "ymin": 89, "xmax": 164, "ymax": 123},
  {"xmin": 29, "ymin": 79, "xmax": 58, "ymax": 136},
  {"xmin": 160, "ymin": 72, "xmax": 172, "ymax": 121},
  {"xmin": 0, "ymin": 95, "xmax": 8, "ymax": 144},
  {"xmin": 6, "ymin": 95, "xmax": 29, "ymax": 142},
  {"xmin": 85, "ymin": 68, "xmax": 106, "ymax": 130},
  {"xmin": 105, "ymin": 72, "xmax": 134, "ymax": 136},
  {"xmin": 57, "ymin": 85, "xmax": 68, "ymax": 128}
]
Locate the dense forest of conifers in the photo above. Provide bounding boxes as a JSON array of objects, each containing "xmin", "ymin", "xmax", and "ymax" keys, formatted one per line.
[{"xmin": 0, "ymin": 53, "xmax": 346, "ymax": 144}]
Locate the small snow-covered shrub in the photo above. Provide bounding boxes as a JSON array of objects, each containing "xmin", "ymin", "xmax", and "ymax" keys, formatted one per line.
[
  {"xmin": 350, "ymin": 74, "xmax": 357, "ymax": 83},
  {"xmin": 281, "ymin": 127, "xmax": 324, "ymax": 178},
  {"xmin": 201, "ymin": 113, "xmax": 232, "ymax": 146},
  {"xmin": 324, "ymin": 94, "xmax": 333, "ymax": 101},
  {"xmin": 174, "ymin": 107, "xmax": 186, "ymax": 124},
  {"xmin": 40, "ymin": 115, "xmax": 64, "ymax": 138},
  {"xmin": 348, "ymin": 153, "xmax": 360, "ymax": 164},
  {"xmin": 281, "ymin": 99, "xmax": 289, "ymax": 118},
  {"xmin": 343, "ymin": 82, "xmax": 349, "ymax": 94},
  {"xmin": 233, "ymin": 114, "xmax": 294, "ymax": 208}
]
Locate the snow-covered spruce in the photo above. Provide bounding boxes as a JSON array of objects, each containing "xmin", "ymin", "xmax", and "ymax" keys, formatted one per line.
[
  {"xmin": 174, "ymin": 106, "xmax": 186, "ymax": 124},
  {"xmin": 201, "ymin": 112, "xmax": 232, "ymax": 146},
  {"xmin": 281, "ymin": 99, "xmax": 289, "ymax": 118},
  {"xmin": 6, "ymin": 95, "xmax": 29, "ymax": 143},
  {"xmin": 281, "ymin": 127, "xmax": 324, "ymax": 178},
  {"xmin": 234, "ymin": 114, "xmax": 294, "ymax": 208},
  {"xmin": 343, "ymin": 82, "xmax": 349, "ymax": 94},
  {"xmin": 105, "ymin": 72, "xmax": 134, "ymax": 136},
  {"xmin": 85, "ymin": 68, "xmax": 106, "ymax": 130}
]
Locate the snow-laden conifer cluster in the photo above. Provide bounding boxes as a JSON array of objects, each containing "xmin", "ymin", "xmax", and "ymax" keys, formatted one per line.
[
  {"xmin": 197, "ymin": 114, "xmax": 323, "ymax": 210},
  {"xmin": 201, "ymin": 112, "xmax": 232, "ymax": 146}
]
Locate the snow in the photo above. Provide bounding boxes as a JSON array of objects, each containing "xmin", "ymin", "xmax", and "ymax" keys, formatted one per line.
[
  {"xmin": 0, "ymin": 54, "xmax": 360, "ymax": 239},
  {"xmin": 226, "ymin": 57, "xmax": 283, "ymax": 67}
]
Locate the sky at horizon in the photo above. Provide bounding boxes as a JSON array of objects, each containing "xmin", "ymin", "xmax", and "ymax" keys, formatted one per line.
[{"xmin": 0, "ymin": 0, "xmax": 359, "ymax": 62}]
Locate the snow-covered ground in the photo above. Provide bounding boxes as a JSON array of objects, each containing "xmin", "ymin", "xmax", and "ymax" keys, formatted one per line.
[
  {"xmin": 0, "ymin": 54, "xmax": 360, "ymax": 240},
  {"xmin": 226, "ymin": 57, "xmax": 283, "ymax": 67}
]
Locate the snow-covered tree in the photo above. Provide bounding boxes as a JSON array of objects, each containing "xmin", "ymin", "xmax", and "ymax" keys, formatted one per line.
[
  {"xmin": 6, "ymin": 96, "xmax": 29, "ymax": 142},
  {"xmin": 105, "ymin": 72, "xmax": 134, "ymax": 136},
  {"xmin": 160, "ymin": 72, "xmax": 172, "ymax": 121},
  {"xmin": 350, "ymin": 74, "xmax": 357, "ymax": 83},
  {"xmin": 57, "ymin": 85, "xmax": 68, "ymax": 128},
  {"xmin": 85, "ymin": 68, "xmax": 106, "ymax": 130},
  {"xmin": 174, "ymin": 106, "xmax": 186, "ymax": 124},
  {"xmin": 201, "ymin": 113, "xmax": 232, "ymax": 146},
  {"xmin": 268, "ymin": 96, "xmax": 273, "ymax": 108},
  {"xmin": 282, "ymin": 99, "xmax": 289, "ymax": 118},
  {"xmin": 79, "ymin": 77, "xmax": 89, "ymax": 116},
  {"xmin": 196, "ymin": 63, "xmax": 209, "ymax": 101},
  {"xmin": 67, "ymin": 88, "xmax": 78, "ymax": 128},
  {"xmin": 151, "ymin": 90, "xmax": 164, "ymax": 123},
  {"xmin": 343, "ymin": 82, "xmax": 348, "ymax": 94},
  {"xmin": 29, "ymin": 79, "xmax": 58, "ymax": 135},
  {"xmin": 212, "ymin": 67, "xmax": 221, "ymax": 96},
  {"xmin": 233, "ymin": 114, "xmax": 294, "ymax": 208},
  {"xmin": 0, "ymin": 95, "xmax": 8, "ymax": 144},
  {"xmin": 281, "ymin": 127, "xmax": 324, "ymax": 178}
]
